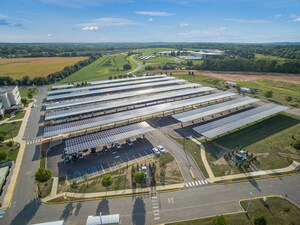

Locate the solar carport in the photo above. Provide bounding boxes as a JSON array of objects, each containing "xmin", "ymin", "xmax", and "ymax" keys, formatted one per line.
[
  {"xmin": 193, "ymin": 103, "xmax": 289, "ymax": 138},
  {"xmin": 46, "ymin": 83, "xmax": 201, "ymax": 111},
  {"xmin": 46, "ymin": 79, "xmax": 186, "ymax": 101},
  {"xmin": 45, "ymin": 87, "xmax": 215, "ymax": 120},
  {"xmin": 44, "ymin": 91, "xmax": 235, "ymax": 137},
  {"xmin": 64, "ymin": 122, "xmax": 155, "ymax": 155}
]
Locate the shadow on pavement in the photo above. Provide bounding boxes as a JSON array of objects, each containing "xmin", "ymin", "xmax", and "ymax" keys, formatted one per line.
[
  {"xmin": 132, "ymin": 197, "xmax": 146, "ymax": 225},
  {"xmin": 59, "ymin": 202, "xmax": 73, "ymax": 220},
  {"xmin": 249, "ymin": 179, "xmax": 261, "ymax": 192},
  {"xmin": 75, "ymin": 202, "xmax": 82, "ymax": 216},
  {"xmin": 10, "ymin": 199, "xmax": 42, "ymax": 225},
  {"xmin": 96, "ymin": 199, "xmax": 110, "ymax": 216},
  {"xmin": 32, "ymin": 145, "xmax": 40, "ymax": 161}
]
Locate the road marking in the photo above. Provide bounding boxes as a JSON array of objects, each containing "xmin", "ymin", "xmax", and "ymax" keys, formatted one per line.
[
  {"xmin": 153, "ymin": 206, "xmax": 159, "ymax": 209},
  {"xmin": 107, "ymin": 162, "xmax": 112, "ymax": 172},
  {"xmin": 151, "ymin": 196, "xmax": 157, "ymax": 199},
  {"xmin": 168, "ymin": 197, "xmax": 174, "ymax": 204},
  {"xmin": 112, "ymin": 151, "xmax": 117, "ymax": 154},
  {"xmin": 188, "ymin": 182, "xmax": 191, "ymax": 187},
  {"xmin": 154, "ymin": 217, "xmax": 160, "ymax": 220},
  {"xmin": 154, "ymin": 213, "xmax": 160, "ymax": 216},
  {"xmin": 138, "ymin": 153, "xmax": 143, "ymax": 158},
  {"xmin": 153, "ymin": 209, "xmax": 160, "ymax": 213},
  {"xmin": 152, "ymin": 202, "xmax": 159, "ymax": 206},
  {"xmin": 205, "ymin": 180, "xmax": 208, "ymax": 184},
  {"xmin": 201, "ymin": 180, "xmax": 205, "ymax": 184},
  {"xmin": 0, "ymin": 215, "xmax": 3, "ymax": 219},
  {"xmin": 195, "ymin": 181, "xmax": 199, "ymax": 185},
  {"xmin": 132, "ymin": 154, "xmax": 138, "ymax": 162},
  {"xmin": 191, "ymin": 181, "xmax": 195, "ymax": 186},
  {"xmin": 198, "ymin": 180, "xmax": 202, "ymax": 185},
  {"xmin": 185, "ymin": 183, "xmax": 189, "ymax": 187}
]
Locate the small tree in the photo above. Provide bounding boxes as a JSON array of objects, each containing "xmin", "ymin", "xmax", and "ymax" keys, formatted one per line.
[
  {"xmin": 265, "ymin": 91, "xmax": 273, "ymax": 98},
  {"xmin": 6, "ymin": 140, "xmax": 13, "ymax": 147},
  {"xmin": 21, "ymin": 98, "xmax": 27, "ymax": 105},
  {"xmin": 34, "ymin": 168, "xmax": 52, "ymax": 183},
  {"xmin": 0, "ymin": 151, "xmax": 8, "ymax": 161},
  {"xmin": 0, "ymin": 134, "xmax": 4, "ymax": 143},
  {"xmin": 101, "ymin": 174, "xmax": 113, "ymax": 190},
  {"xmin": 28, "ymin": 93, "xmax": 33, "ymax": 99},
  {"xmin": 123, "ymin": 64, "xmax": 132, "ymax": 70},
  {"xmin": 212, "ymin": 215, "xmax": 228, "ymax": 225},
  {"xmin": 281, "ymin": 204, "xmax": 290, "ymax": 213},
  {"xmin": 291, "ymin": 140, "xmax": 300, "ymax": 150},
  {"xmin": 133, "ymin": 171, "xmax": 146, "ymax": 185},
  {"xmin": 236, "ymin": 85, "xmax": 241, "ymax": 93},
  {"xmin": 254, "ymin": 215, "xmax": 267, "ymax": 225},
  {"xmin": 285, "ymin": 96, "xmax": 292, "ymax": 102}
]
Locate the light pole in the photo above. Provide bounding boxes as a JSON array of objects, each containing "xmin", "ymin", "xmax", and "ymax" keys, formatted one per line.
[{"xmin": 246, "ymin": 192, "xmax": 253, "ymax": 214}]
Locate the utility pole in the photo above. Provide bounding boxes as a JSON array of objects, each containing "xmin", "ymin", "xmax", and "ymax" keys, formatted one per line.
[
  {"xmin": 99, "ymin": 212, "xmax": 103, "ymax": 225},
  {"xmin": 246, "ymin": 192, "xmax": 253, "ymax": 214}
]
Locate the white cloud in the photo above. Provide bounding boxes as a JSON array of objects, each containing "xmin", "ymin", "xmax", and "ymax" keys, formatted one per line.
[
  {"xmin": 274, "ymin": 14, "xmax": 282, "ymax": 20},
  {"xmin": 180, "ymin": 23, "xmax": 189, "ymax": 27},
  {"xmin": 135, "ymin": 11, "xmax": 174, "ymax": 16},
  {"xmin": 77, "ymin": 17, "xmax": 137, "ymax": 30},
  {"xmin": 226, "ymin": 18, "xmax": 270, "ymax": 23},
  {"xmin": 81, "ymin": 26, "xmax": 99, "ymax": 31},
  {"xmin": 291, "ymin": 14, "xmax": 300, "ymax": 22},
  {"xmin": 147, "ymin": 18, "xmax": 154, "ymax": 22},
  {"xmin": 47, "ymin": 33, "xmax": 54, "ymax": 37}
]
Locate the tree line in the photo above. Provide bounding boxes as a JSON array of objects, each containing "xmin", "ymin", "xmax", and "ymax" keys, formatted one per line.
[{"xmin": 0, "ymin": 55, "xmax": 101, "ymax": 86}]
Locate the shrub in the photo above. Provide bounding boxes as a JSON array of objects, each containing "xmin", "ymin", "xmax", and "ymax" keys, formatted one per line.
[
  {"xmin": 27, "ymin": 93, "xmax": 33, "ymax": 99},
  {"xmin": 0, "ymin": 151, "xmax": 8, "ymax": 161},
  {"xmin": 243, "ymin": 162, "xmax": 250, "ymax": 168},
  {"xmin": 212, "ymin": 215, "xmax": 228, "ymax": 225},
  {"xmin": 34, "ymin": 168, "xmax": 52, "ymax": 183},
  {"xmin": 70, "ymin": 181, "xmax": 78, "ymax": 189},
  {"xmin": 0, "ymin": 134, "xmax": 4, "ymax": 143},
  {"xmin": 101, "ymin": 174, "xmax": 113, "ymax": 190},
  {"xmin": 6, "ymin": 140, "xmax": 13, "ymax": 147},
  {"xmin": 286, "ymin": 96, "xmax": 293, "ymax": 102},
  {"xmin": 265, "ymin": 91, "xmax": 273, "ymax": 98},
  {"xmin": 108, "ymin": 76, "xmax": 112, "ymax": 80},
  {"xmin": 281, "ymin": 204, "xmax": 290, "ymax": 213},
  {"xmin": 118, "ymin": 75, "xmax": 123, "ymax": 79},
  {"xmin": 123, "ymin": 64, "xmax": 132, "ymax": 70},
  {"xmin": 291, "ymin": 140, "xmax": 300, "ymax": 150},
  {"xmin": 254, "ymin": 215, "xmax": 267, "ymax": 225}
]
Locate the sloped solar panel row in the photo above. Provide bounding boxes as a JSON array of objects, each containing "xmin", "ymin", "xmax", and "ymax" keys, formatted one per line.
[
  {"xmin": 193, "ymin": 104, "xmax": 289, "ymax": 138},
  {"xmin": 172, "ymin": 97, "xmax": 260, "ymax": 123},
  {"xmin": 64, "ymin": 122, "xmax": 155, "ymax": 154},
  {"xmin": 52, "ymin": 84, "xmax": 74, "ymax": 90},
  {"xmin": 45, "ymin": 87, "xmax": 215, "ymax": 120},
  {"xmin": 46, "ymin": 79, "xmax": 186, "ymax": 101},
  {"xmin": 90, "ymin": 75, "xmax": 167, "ymax": 85},
  {"xmin": 44, "ymin": 91, "xmax": 235, "ymax": 137},
  {"xmin": 48, "ymin": 77, "xmax": 175, "ymax": 95},
  {"xmin": 45, "ymin": 83, "xmax": 201, "ymax": 110}
]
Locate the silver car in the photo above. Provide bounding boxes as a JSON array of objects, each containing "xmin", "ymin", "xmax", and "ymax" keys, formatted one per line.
[
  {"xmin": 152, "ymin": 147, "xmax": 160, "ymax": 155},
  {"xmin": 157, "ymin": 145, "xmax": 166, "ymax": 154}
]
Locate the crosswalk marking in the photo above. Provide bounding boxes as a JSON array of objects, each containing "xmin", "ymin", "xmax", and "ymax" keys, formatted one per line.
[
  {"xmin": 185, "ymin": 180, "xmax": 208, "ymax": 188},
  {"xmin": 26, "ymin": 139, "xmax": 41, "ymax": 145},
  {"xmin": 154, "ymin": 217, "xmax": 160, "ymax": 220},
  {"xmin": 185, "ymin": 183, "xmax": 189, "ymax": 187},
  {"xmin": 205, "ymin": 180, "xmax": 208, "ymax": 184},
  {"xmin": 195, "ymin": 181, "xmax": 199, "ymax": 185},
  {"xmin": 191, "ymin": 181, "xmax": 195, "ymax": 186},
  {"xmin": 201, "ymin": 180, "xmax": 205, "ymax": 184}
]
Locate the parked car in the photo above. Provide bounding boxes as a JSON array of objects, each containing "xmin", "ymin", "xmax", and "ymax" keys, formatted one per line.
[
  {"xmin": 136, "ymin": 137, "xmax": 143, "ymax": 143},
  {"xmin": 91, "ymin": 148, "xmax": 97, "ymax": 155},
  {"xmin": 78, "ymin": 151, "xmax": 84, "ymax": 160},
  {"xmin": 103, "ymin": 145, "xmax": 109, "ymax": 152},
  {"xmin": 71, "ymin": 154, "xmax": 77, "ymax": 161},
  {"xmin": 157, "ymin": 145, "xmax": 166, "ymax": 154},
  {"xmin": 126, "ymin": 138, "xmax": 133, "ymax": 147},
  {"xmin": 152, "ymin": 147, "xmax": 160, "ymax": 155},
  {"xmin": 83, "ymin": 149, "xmax": 88, "ymax": 152},
  {"xmin": 64, "ymin": 155, "xmax": 70, "ymax": 163},
  {"xmin": 115, "ymin": 142, "xmax": 122, "ymax": 149}
]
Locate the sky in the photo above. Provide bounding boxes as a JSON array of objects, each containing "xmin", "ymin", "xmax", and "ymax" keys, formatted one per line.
[{"xmin": 0, "ymin": 0, "xmax": 300, "ymax": 43}]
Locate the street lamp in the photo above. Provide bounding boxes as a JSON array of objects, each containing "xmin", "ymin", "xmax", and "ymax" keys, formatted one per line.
[{"xmin": 245, "ymin": 192, "xmax": 253, "ymax": 214}]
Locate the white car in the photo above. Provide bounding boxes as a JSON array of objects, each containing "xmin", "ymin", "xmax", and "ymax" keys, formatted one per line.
[
  {"xmin": 115, "ymin": 142, "xmax": 122, "ymax": 149},
  {"xmin": 157, "ymin": 145, "xmax": 166, "ymax": 154},
  {"xmin": 152, "ymin": 147, "xmax": 160, "ymax": 155}
]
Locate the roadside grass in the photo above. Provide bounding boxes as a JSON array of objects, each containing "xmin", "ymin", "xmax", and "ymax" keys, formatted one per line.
[
  {"xmin": 19, "ymin": 87, "xmax": 39, "ymax": 98},
  {"xmin": 202, "ymin": 112, "xmax": 300, "ymax": 176},
  {"xmin": 173, "ymin": 73, "xmax": 226, "ymax": 89},
  {"xmin": 59, "ymin": 55, "xmax": 133, "ymax": 83},
  {"xmin": 237, "ymin": 79, "xmax": 300, "ymax": 107},
  {"xmin": 132, "ymin": 48, "xmax": 177, "ymax": 54},
  {"xmin": 0, "ymin": 57, "xmax": 88, "ymax": 79},
  {"xmin": 40, "ymin": 148, "xmax": 46, "ymax": 168},
  {"xmin": 169, "ymin": 135, "xmax": 209, "ymax": 178},
  {"xmin": 37, "ymin": 178, "xmax": 53, "ymax": 198},
  {"xmin": 9, "ymin": 110, "xmax": 26, "ymax": 121},
  {"xmin": 0, "ymin": 142, "xmax": 20, "ymax": 163},
  {"xmin": 166, "ymin": 197, "xmax": 300, "ymax": 225},
  {"xmin": 24, "ymin": 99, "xmax": 34, "ymax": 107},
  {"xmin": 0, "ymin": 121, "xmax": 22, "ymax": 140}
]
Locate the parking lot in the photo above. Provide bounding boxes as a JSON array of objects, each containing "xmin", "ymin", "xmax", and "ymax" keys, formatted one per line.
[{"xmin": 47, "ymin": 137, "xmax": 158, "ymax": 180}]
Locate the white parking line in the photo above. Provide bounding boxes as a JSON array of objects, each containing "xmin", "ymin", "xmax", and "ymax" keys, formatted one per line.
[
  {"xmin": 154, "ymin": 213, "xmax": 160, "ymax": 216},
  {"xmin": 153, "ymin": 209, "xmax": 160, "ymax": 213},
  {"xmin": 132, "ymin": 154, "xmax": 138, "ymax": 162},
  {"xmin": 154, "ymin": 217, "xmax": 160, "ymax": 220},
  {"xmin": 153, "ymin": 206, "xmax": 159, "ymax": 209},
  {"xmin": 138, "ymin": 153, "xmax": 143, "ymax": 158},
  {"xmin": 101, "ymin": 164, "xmax": 105, "ymax": 173},
  {"xmin": 151, "ymin": 196, "xmax": 157, "ymax": 199},
  {"xmin": 107, "ymin": 162, "xmax": 112, "ymax": 172}
]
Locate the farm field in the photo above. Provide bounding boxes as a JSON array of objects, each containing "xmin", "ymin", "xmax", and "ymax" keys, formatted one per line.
[
  {"xmin": 0, "ymin": 57, "xmax": 88, "ymax": 79},
  {"xmin": 58, "ymin": 54, "xmax": 135, "ymax": 83},
  {"xmin": 202, "ymin": 112, "xmax": 300, "ymax": 177}
]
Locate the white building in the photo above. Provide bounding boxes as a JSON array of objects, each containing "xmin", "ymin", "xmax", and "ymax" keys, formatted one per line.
[
  {"xmin": 241, "ymin": 87, "xmax": 251, "ymax": 93},
  {"xmin": 225, "ymin": 81, "xmax": 237, "ymax": 87},
  {"xmin": 0, "ymin": 86, "xmax": 22, "ymax": 117}
]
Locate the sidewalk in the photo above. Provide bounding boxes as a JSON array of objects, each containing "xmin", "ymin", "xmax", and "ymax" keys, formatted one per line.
[
  {"xmin": 42, "ymin": 182, "xmax": 184, "ymax": 202},
  {"xmin": 1, "ymin": 100, "xmax": 35, "ymax": 208}
]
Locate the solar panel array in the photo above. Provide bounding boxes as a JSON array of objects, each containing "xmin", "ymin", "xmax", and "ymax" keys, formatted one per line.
[
  {"xmin": 64, "ymin": 122, "xmax": 155, "ymax": 154},
  {"xmin": 172, "ymin": 97, "xmax": 260, "ymax": 123},
  {"xmin": 46, "ymin": 79, "xmax": 186, "ymax": 101},
  {"xmin": 45, "ymin": 83, "xmax": 201, "ymax": 111},
  {"xmin": 51, "ymin": 84, "xmax": 74, "ymax": 90},
  {"xmin": 45, "ymin": 87, "xmax": 215, "ymax": 120},
  {"xmin": 44, "ymin": 91, "xmax": 235, "ymax": 137},
  {"xmin": 193, "ymin": 104, "xmax": 289, "ymax": 138},
  {"xmin": 48, "ymin": 77, "xmax": 175, "ymax": 95},
  {"xmin": 90, "ymin": 74, "xmax": 167, "ymax": 85}
]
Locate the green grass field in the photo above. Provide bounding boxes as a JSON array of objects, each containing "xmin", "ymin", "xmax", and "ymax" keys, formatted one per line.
[
  {"xmin": 0, "ymin": 121, "xmax": 22, "ymax": 140},
  {"xmin": 0, "ymin": 143, "xmax": 20, "ymax": 163},
  {"xmin": 9, "ymin": 110, "xmax": 26, "ymax": 121},
  {"xmin": 167, "ymin": 197, "xmax": 300, "ymax": 225},
  {"xmin": 19, "ymin": 87, "xmax": 39, "ymax": 98},
  {"xmin": 202, "ymin": 112, "xmax": 300, "ymax": 176},
  {"xmin": 58, "ymin": 55, "xmax": 136, "ymax": 83}
]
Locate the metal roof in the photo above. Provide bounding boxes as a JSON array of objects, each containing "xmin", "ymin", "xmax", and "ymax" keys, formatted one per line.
[
  {"xmin": 45, "ymin": 87, "xmax": 215, "ymax": 120},
  {"xmin": 90, "ymin": 75, "xmax": 167, "ymax": 85},
  {"xmin": 193, "ymin": 104, "xmax": 289, "ymax": 138},
  {"xmin": 51, "ymin": 84, "xmax": 74, "ymax": 90},
  {"xmin": 45, "ymin": 83, "xmax": 201, "ymax": 111},
  {"xmin": 44, "ymin": 92, "xmax": 235, "ymax": 137},
  {"xmin": 48, "ymin": 77, "xmax": 175, "ymax": 95},
  {"xmin": 172, "ymin": 97, "xmax": 260, "ymax": 123},
  {"xmin": 65, "ymin": 122, "xmax": 155, "ymax": 154},
  {"xmin": 46, "ymin": 79, "xmax": 186, "ymax": 101}
]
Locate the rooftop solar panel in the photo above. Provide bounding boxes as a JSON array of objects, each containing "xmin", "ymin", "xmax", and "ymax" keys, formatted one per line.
[
  {"xmin": 193, "ymin": 104, "xmax": 289, "ymax": 138},
  {"xmin": 48, "ymin": 77, "xmax": 175, "ymax": 95},
  {"xmin": 51, "ymin": 84, "xmax": 74, "ymax": 90},
  {"xmin": 43, "ymin": 91, "xmax": 235, "ymax": 137},
  {"xmin": 64, "ymin": 122, "xmax": 155, "ymax": 154},
  {"xmin": 172, "ymin": 97, "xmax": 260, "ymax": 123},
  {"xmin": 46, "ymin": 79, "xmax": 186, "ymax": 101},
  {"xmin": 45, "ymin": 87, "xmax": 215, "ymax": 120},
  {"xmin": 90, "ymin": 75, "xmax": 167, "ymax": 85}
]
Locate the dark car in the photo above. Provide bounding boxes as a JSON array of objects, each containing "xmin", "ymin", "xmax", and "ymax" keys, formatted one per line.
[
  {"xmin": 83, "ymin": 149, "xmax": 88, "ymax": 152},
  {"xmin": 115, "ymin": 142, "xmax": 122, "ymax": 150},
  {"xmin": 126, "ymin": 138, "xmax": 133, "ymax": 147},
  {"xmin": 64, "ymin": 155, "xmax": 70, "ymax": 163},
  {"xmin": 136, "ymin": 137, "xmax": 143, "ymax": 143},
  {"xmin": 78, "ymin": 151, "xmax": 84, "ymax": 160},
  {"xmin": 71, "ymin": 154, "xmax": 77, "ymax": 161},
  {"xmin": 91, "ymin": 148, "xmax": 97, "ymax": 155},
  {"xmin": 103, "ymin": 145, "xmax": 109, "ymax": 152}
]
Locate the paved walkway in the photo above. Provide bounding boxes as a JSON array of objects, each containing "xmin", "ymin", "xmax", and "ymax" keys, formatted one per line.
[
  {"xmin": 1, "ymin": 100, "xmax": 35, "ymax": 208},
  {"xmin": 50, "ymin": 177, "xmax": 58, "ymax": 197},
  {"xmin": 42, "ymin": 182, "xmax": 184, "ymax": 202},
  {"xmin": 0, "ymin": 111, "xmax": 17, "ymax": 125},
  {"xmin": 189, "ymin": 137, "xmax": 215, "ymax": 178}
]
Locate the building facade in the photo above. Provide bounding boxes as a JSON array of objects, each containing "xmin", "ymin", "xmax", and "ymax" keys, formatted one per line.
[{"xmin": 0, "ymin": 86, "xmax": 22, "ymax": 117}]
